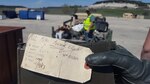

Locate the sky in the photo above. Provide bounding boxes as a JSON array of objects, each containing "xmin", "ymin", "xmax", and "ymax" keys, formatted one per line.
[{"xmin": 0, "ymin": 0, "xmax": 149, "ymax": 8}]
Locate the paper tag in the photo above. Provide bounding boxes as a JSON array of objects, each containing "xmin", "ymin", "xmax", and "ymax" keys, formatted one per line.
[{"xmin": 21, "ymin": 33, "xmax": 92, "ymax": 83}]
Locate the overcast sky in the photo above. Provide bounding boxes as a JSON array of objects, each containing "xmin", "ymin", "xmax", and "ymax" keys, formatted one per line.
[{"xmin": 0, "ymin": 0, "xmax": 149, "ymax": 8}]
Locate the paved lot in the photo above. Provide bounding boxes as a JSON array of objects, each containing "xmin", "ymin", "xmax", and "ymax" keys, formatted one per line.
[
  {"xmin": 0, "ymin": 14, "xmax": 149, "ymax": 59},
  {"xmin": 107, "ymin": 17, "xmax": 149, "ymax": 58}
]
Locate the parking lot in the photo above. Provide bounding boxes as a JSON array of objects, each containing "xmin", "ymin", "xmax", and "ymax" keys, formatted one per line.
[{"xmin": 0, "ymin": 14, "xmax": 149, "ymax": 58}]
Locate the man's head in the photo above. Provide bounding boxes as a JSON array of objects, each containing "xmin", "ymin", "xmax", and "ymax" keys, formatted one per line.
[{"xmin": 85, "ymin": 10, "xmax": 91, "ymax": 16}]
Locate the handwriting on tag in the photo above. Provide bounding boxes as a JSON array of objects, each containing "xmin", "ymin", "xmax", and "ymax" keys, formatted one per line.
[{"xmin": 21, "ymin": 33, "xmax": 92, "ymax": 83}]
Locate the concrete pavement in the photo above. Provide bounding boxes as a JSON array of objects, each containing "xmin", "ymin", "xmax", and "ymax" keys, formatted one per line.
[{"xmin": 0, "ymin": 14, "xmax": 149, "ymax": 59}]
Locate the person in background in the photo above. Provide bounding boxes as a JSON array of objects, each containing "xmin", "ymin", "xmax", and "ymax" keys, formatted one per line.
[{"xmin": 83, "ymin": 10, "xmax": 95, "ymax": 41}]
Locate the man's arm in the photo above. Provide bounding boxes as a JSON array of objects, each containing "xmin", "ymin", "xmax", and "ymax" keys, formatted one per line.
[
  {"xmin": 87, "ymin": 15, "xmax": 95, "ymax": 32},
  {"xmin": 141, "ymin": 28, "xmax": 150, "ymax": 60},
  {"xmin": 85, "ymin": 45, "xmax": 150, "ymax": 84},
  {"xmin": 87, "ymin": 22, "xmax": 94, "ymax": 32}
]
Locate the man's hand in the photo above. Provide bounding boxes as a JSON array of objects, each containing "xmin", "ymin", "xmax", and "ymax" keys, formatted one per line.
[
  {"xmin": 85, "ymin": 45, "xmax": 150, "ymax": 84},
  {"xmin": 86, "ymin": 30, "xmax": 90, "ymax": 33}
]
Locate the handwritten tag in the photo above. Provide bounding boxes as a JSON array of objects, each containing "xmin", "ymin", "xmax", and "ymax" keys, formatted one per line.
[{"xmin": 21, "ymin": 33, "xmax": 92, "ymax": 83}]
